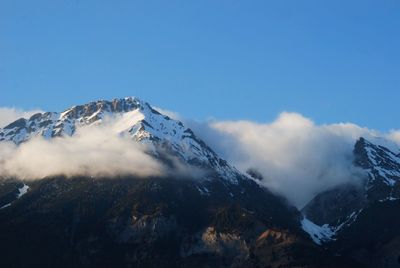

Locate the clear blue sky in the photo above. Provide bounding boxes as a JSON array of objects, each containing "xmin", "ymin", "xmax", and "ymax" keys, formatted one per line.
[{"xmin": 1, "ymin": 0, "xmax": 399, "ymax": 130}]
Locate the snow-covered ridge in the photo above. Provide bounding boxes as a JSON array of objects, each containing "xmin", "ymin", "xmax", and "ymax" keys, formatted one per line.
[
  {"xmin": 355, "ymin": 137, "xmax": 400, "ymax": 189},
  {"xmin": 302, "ymin": 137, "xmax": 400, "ymax": 245},
  {"xmin": 0, "ymin": 97, "xmax": 240, "ymax": 181},
  {"xmin": 0, "ymin": 97, "xmax": 147, "ymax": 144}
]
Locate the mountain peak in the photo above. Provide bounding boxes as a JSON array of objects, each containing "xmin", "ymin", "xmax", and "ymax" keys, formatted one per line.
[
  {"xmin": 0, "ymin": 97, "xmax": 158, "ymax": 143},
  {"xmin": 59, "ymin": 97, "xmax": 149, "ymax": 121},
  {"xmin": 303, "ymin": 136, "xmax": 400, "ymax": 239},
  {"xmin": 354, "ymin": 136, "xmax": 400, "ymax": 193},
  {"xmin": 0, "ymin": 97, "xmax": 240, "ymax": 182}
]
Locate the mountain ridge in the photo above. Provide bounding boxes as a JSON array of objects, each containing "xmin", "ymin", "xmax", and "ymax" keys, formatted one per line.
[
  {"xmin": 301, "ymin": 136, "xmax": 400, "ymax": 267},
  {"xmin": 0, "ymin": 97, "xmax": 240, "ymax": 183}
]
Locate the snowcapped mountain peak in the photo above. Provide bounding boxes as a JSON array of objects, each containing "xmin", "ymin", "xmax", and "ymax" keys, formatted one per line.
[
  {"xmin": 58, "ymin": 97, "xmax": 154, "ymax": 126},
  {"xmin": 354, "ymin": 137, "xmax": 400, "ymax": 191},
  {"xmin": 302, "ymin": 137, "xmax": 400, "ymax": 245},
  {"xmin": 0, "ymin": 97, "xmax": 240, "ymax": 181},
  {"xmin": 0, "ymin": 97, "xmax": 163, "ymax": 143}
]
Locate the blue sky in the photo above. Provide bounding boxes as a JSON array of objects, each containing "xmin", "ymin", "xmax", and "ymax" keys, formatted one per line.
[{"xmin": 1, "ymin": 0, "xmax": 399, "ymax": 130}]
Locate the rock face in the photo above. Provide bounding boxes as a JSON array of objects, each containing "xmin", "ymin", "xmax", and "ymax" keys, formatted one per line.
[
  {"xmin": 302, "ymin": 183, "xmax": 366, "ymax": 227},
  {"xmin": 252, "ymin": 229, "xmax": 360, "ymax": 268},
  {"xmin": 0, "ymin": 176, "xmax": 309, "ymax": 268},
  {"xmin": 0, "ymin": 175, "xmax": 360, "ymax": 268},
  {"xmin": 302, "ymin": 137, "xmax": 400, "ymax": 267}
]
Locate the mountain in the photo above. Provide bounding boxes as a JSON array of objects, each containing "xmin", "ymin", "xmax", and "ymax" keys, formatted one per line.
[
  {"xmin": 0, "ymin": 97, "xmax": 357, "ymax": 268},
  {"xmin": 302, "ymin": 137, "xmax": 400, "ymax": 267},
  {"xmin": 0, "ymin": 97, "xmax": 236, "ymax": 180}
]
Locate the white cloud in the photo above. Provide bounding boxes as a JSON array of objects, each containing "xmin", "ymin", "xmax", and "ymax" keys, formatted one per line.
[
  {"xmin": 189, "ymin": 112, "xmax": 391, "ymax": 208},
  {"xmin": 0, "ymin": 107, "xmax": 43, "ymax": 128},
  {"xmin": 153, "ymin": 106, "xmax": 181, "ymax": 120},
  {"xmin": 3, "ymin": 103, "xmax": 400, "ymax": 209},
  {"xmin": 0, "ymin": 125, "xmax": 165, "ymax": 180},
  {"xmin": 388, "ymin": 130, "xmax": 400, "ymax": 144}
]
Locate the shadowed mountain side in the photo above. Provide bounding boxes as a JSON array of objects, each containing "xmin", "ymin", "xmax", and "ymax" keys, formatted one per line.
[{"xmin": 0, "ymin": 176, "xmax": 358, "ymax": 268}]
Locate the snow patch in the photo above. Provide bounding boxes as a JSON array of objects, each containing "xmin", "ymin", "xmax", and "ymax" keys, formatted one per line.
[
  {"xmin": 301, "ymin": 217, "xmax": 336, "ymax": 245},
  {"xmin": 17, "ymin": 184, "xmax": 29, "ymax": 198},
  {"xmin": 0, "ymin": 203, "xmax": 11, "ymax": 209},
  {"xmin": 0, "ymin": 184, "xmax": 29, "ymax": 210}
]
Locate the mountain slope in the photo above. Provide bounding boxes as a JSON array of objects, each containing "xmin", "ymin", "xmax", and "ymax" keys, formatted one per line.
[
  {"xmin": 0, "ymin": 175, "xmax": 292, "ymax": 267},
  {"xmin": 302, "ymin": 137, "xmax": 400, "ymax": 267},
  {"xmin": 303, "ymin": 137, "xmax": 400, "ymax": 228}
]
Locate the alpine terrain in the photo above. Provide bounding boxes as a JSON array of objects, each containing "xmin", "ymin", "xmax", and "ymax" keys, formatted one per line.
[
  {"xmin": 0, "ymin": 97, "xmax": 394, "ymax": 267},
  {"xmin": 302, "ymin": 137, "xmax": 400, "ymax": 267}
]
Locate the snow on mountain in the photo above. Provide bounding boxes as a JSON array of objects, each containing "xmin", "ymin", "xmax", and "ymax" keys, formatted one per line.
[
  {"xmin": 0, "ymin": 183, "xmax": 29, "ymax": 210},
  {"xmin": 302, "ymin": 136, "xmax": 400, "ymax": 245},
  {"xmin": 0, "ymin": 97, "xmax": 240, "ymax": 182},
  {"xmin": 354, "ymin": 137, "xmax": 400, "ymax": 198},
  {"xmin": 16, "ymin": 184, "xmax": 29, "ymax": 198},
  {"xmin": 301, "ymin": 208, "xmax": 364, "ymax": 245},
  {"xmin": 301, "ymin": 217, "xmax": 336, "ymax": 245}
]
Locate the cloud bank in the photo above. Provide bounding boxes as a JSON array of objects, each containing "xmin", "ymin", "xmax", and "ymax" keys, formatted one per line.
[
  {"xmin": 0, "ymin": 125, "xmax": 165, "ymax": 180},
  {"xmin": 189, "ymin": 112, "xmax": 396, "ymax": 208},
  {"xmin": 2, "ymin": 105, "xmax": 400, "ymax": 208},
  {"xmin": 0, "ymin": 107, "xmax": 43, "ymax": 128}
]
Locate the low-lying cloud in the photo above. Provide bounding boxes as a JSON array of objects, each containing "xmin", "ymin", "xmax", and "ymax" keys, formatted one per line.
[
  {"xmin": 189, "ymin": 112, "xmax": 396, "ymax": 208},
  {"xmin": 2, "ymin": 105, "xmax": 400, "ymax": 208},
  {"xmin": 0, "ymin": 107, "xmax": 43, "ymax": 128},
  {"xmin": 0, "ymin": 125, "xmax": 165, "ymax": 180}
]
